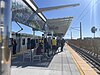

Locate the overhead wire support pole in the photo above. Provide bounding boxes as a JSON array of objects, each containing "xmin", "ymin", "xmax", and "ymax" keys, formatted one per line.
[
  {"xmin": 80, "ymin": 22, "xmax": 82, "ymax": 39},
  {"xmin": 71, "ymin": 31, "xmax": 72, "ymax": 39}
]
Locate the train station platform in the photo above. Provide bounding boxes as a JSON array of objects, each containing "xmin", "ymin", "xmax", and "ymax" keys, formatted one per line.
[{"xmin": 11, "ymin": 44, "xmax": 98, "ymax": 75}]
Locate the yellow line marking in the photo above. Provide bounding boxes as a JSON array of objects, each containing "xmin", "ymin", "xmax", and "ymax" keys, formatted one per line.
[{"xmin": 66, "ymin": 44, "xmax": 85, "ymax": 75}]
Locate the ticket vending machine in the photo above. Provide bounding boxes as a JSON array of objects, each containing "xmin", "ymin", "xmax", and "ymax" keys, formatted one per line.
[{"xmin": 0, "ymin": 0, "xmax": 11, "ymax": 75}]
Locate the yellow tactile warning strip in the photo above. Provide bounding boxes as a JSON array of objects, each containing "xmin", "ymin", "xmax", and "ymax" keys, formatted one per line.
[{"xmin": 65, "ymin": 44, "xmax": 98, "ymax": 75}]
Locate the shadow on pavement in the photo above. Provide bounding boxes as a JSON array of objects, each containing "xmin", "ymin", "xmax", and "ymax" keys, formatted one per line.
[{"xmin": 11, "ymin": 53, "xmax": 54, "ymax": 68}]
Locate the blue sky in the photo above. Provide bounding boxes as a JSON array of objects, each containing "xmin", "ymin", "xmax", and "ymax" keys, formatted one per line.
[{"xmin": 12, "ymin": 0, "xmax": 100, "ymax": 39}]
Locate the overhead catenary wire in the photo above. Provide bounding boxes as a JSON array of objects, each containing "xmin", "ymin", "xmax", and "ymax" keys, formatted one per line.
[
  {"xmin": 80, "ymin": 0, "xmax": 100, "ymax": 20},
  {"xmin": 72, "ymin": 0, "xmax": 100, "ymax": 27},
  {"xmin": 72, "ymin": 0, "xmax": 93, "ymax": 26},
  {"xmin": 70, "ymin": 27, "xmax": 80, "ymax": 31},
  {"xmin": 70, "ymin": 0, "xmax": 100, "ymax": 38}
]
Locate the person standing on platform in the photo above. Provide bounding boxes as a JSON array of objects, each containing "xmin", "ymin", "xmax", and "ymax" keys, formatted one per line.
[
  {"xmin": 36, "ymin": 42, "xmax": 42, "ymax": 55},
  {"xmin": 52, "ymin": 37, "xmax": 57, "ymax": 55},
  {"xmin": 44, "ymin": 38, "xmax": 48, "ymax": 53},
  {"xmin": 44, "ymin": 38, "xmax": 50, "ymax": 58},
  {"xmin": 48, "ymin": 37, "xmax": 52, "ymax": 50},
  {"xmin": 61, "ymin": 38, "xmax": 65, "ymax": 52},
  {"xmin": 56, "ymin": 37, "xmax": 61, "ymax": 52},
  {"xmin": 12, "ymin": 39, "xmax": 17, "ymax": 54},
  {"xmin": 48, "ymin": 37, "xmax": 52, "ymax": 55}
]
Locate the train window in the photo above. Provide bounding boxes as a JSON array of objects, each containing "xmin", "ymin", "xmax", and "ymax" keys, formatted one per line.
[
  {"xmin": 8, "ymin": 38, "xmax": 13, "ymax": 47},
  {"xmin": 22, "ymin": 38, "xmax": 25, "ymax": 45}
]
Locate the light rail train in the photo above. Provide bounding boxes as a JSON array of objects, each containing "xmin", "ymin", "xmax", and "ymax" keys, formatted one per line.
[{"xmin": 11, "ymin": 32, "xmax": 41, "ymax": 54}]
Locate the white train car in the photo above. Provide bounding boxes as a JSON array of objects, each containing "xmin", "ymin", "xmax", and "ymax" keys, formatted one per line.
[{"xmin": 11, "ymin": 32, "xmax": 41, "ymax": 54}]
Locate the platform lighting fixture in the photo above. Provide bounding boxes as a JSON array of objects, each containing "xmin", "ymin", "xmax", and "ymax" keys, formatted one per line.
[
  {"xmin": 0, "ymin": 1, "xmax": 5, "ymax": 8},
  {"xmin": 38, "ymin": 13, "xmax": 46, "ymax": 22},
  {"xmin": 25, "ymin": 0, "xmax": 37, "ymax": 11},
  {"xmin": 0, "ymin": 26, "xmax": 4, "ymax": 29}
]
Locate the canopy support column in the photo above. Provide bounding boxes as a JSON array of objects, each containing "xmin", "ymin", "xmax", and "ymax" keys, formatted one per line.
[{"xmin": 0, "ymin": 0, "xmax": 12, "ymax": 75}]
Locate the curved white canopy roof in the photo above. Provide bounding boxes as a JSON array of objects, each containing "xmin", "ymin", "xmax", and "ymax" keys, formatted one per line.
[{"xmin": 47, "ymin": 17, "xmax": 73, "ymax": 36}]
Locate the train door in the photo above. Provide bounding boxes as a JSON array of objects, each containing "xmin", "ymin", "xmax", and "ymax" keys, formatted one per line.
[
  {"xmin": 31, "ymin": 39, "xmax": 36, "ymax": 49},
  {"xmin": 27, "ymin": 38, "xmax": 31, "ymax": 49},
  {"xmin": 35, "ymin": 39, "xmax": 39, "ymax": 48}
]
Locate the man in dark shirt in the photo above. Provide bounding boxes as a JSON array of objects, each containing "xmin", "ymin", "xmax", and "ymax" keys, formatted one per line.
[{"xmin": 61, "ymin": 38, "xmax": 65, "ymax": 52}]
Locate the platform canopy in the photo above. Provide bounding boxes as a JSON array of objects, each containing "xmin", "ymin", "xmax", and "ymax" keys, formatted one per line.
[
  {"xmin": 12, "ymin": 0, "xmax": 75, "ymax": 35},
  {"xmin": 12, "ymin": 0, "xmax": 46, "ymax": 31},
  {"xmin": 47, "ymin": 17, "xmax": 73, "ymax": 37}
]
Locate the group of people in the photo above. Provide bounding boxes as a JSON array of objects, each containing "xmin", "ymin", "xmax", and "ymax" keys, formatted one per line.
[
  {"xmin": 52, "ymin": 37, "xmax": 65, "ymax": 54},
  {"xmin": 36, "ymin": 37, "xmax": 65, "ymax": 57},
  {"xmin": 11, "ymin": 36, "xmax": 65, "ymax": 57}
]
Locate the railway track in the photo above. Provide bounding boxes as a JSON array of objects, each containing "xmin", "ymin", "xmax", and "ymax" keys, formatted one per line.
[{"xmin": 69, "ymin": 44, "xmax": 100, "ymax": 74}]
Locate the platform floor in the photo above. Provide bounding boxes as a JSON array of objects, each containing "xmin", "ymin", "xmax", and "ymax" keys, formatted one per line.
[
  {"xmin": 11, "ymin": 46, "xmax": 80, "ymax": 75},
  {"xmin": 66, "ymin": 44, "xmax": 98, "ymax": 75}
]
